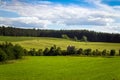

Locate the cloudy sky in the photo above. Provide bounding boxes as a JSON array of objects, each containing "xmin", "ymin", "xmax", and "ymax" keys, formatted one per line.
[{"xmin": 0, "ymin": 0, "xmax": 120, "ymax": 33}]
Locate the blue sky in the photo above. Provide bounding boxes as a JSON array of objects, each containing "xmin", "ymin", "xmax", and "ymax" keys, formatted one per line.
[{"xmin": 0, "ymin": 0, "xmax": 120, "ymax": 33}]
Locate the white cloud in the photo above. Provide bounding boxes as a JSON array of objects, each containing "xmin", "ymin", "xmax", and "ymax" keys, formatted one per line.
[
  {"xmin": 0, "ymin": 0, "xmax": 120, "ymax": 33},
  {"xmin": 0, "ymin": 17, "xmax": 52, "ymax": 28}
]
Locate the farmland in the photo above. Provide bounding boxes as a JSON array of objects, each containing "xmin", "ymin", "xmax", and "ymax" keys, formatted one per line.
[
  {"xmin": 0, "ymin": 36, "xmax": 119, "ymax": 51},
  {"xmin": 0, "ymin": 36, "xmax": 120, "ymax": 80},
  {"xmin": 0, "ymin": 56, "xmax": 120, "ymax": 80}
]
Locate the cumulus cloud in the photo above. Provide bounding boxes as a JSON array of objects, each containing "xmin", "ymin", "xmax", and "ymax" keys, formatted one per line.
[
  {"xmin": 0, "ymin": 0, "xmax": 120, "ymax": 33},
  {"xmin": 0, "ymin": 17, "xmax": 52, "ymax": 28}
]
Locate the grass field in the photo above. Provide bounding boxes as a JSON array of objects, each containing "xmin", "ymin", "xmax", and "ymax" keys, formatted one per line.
[
  {"xmin": 0, "ymin": 36, "xmax": 120, "ymax": 80},
  {"xmin": 0, "ymin": 36, "xmax": 119, "ymax": 52},
  {"xmin": 0, "ymin": 56, "xmax": 120, "ymax": 80}
]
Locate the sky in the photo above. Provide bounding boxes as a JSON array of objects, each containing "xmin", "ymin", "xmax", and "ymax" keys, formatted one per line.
[{"xmin": 0, "ymin": 0, "xmax": 120, "ymax": 33}]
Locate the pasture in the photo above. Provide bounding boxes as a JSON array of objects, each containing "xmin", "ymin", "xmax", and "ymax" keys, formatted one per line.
[
  {"xmin": 0, "ymin": 56, "xmax": 120, "ymax": 80},
  {"xmin": 0, "ymin": 36, "xmax": 120, "ymax": 80},
  {"xmin": 0, "ymin": 36, "xmax": 119, "ymax": 51}
]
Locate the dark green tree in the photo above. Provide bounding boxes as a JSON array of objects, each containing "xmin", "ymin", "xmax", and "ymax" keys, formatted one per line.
[
  {"xmin": 67, "ymin": 46, "xmax": 77, "ymax": 55},
  {"xmin": 84, "ymin": 49, "xmax": 92, "ymax": 56},
  {"xmin": 29, "ymin": 48, "xmax": 36, "ymax": 56},
  {"xmin": 110, "ymin": 49, "xmax": 116, "ymax": 56},
  {"xmin": 13, "ymin": 44, "xmax": 24, "ymax": 59},
  {"xmin": 37, "ymin": 49, "xmax": 43, "ymax": 56},
  {"xmin": 102, "ymin": 49, "xmax": 107, "ymax": 56},
  {"xmin": 0, "ymin": 48, "xmax": 7, "ymax": 62},
  {"xmin": 77, "ymin": 48, "xmax": 83, "ymax": 55},
  {"xmin": 43, "ymin": 48, "xmax": 49, "ymax": 56}
]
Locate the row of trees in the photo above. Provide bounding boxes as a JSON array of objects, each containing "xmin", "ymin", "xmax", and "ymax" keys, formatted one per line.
[
  {"xmin": 0, "ymin": 26, "xmax": 120, "ymax": 43},
  {"xmin": 0, "ymin": 42, "xmax": 24, "ymax": 62},
  {"xmin": 26, "ymin": 45, "xmax": 120, "ymax": 56},
  {"xmin": 0, "ymin": 42, "xmax": 120, "ymax": 62}
]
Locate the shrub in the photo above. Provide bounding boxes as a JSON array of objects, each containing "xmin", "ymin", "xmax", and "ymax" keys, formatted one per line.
[
  {"xmin": 13, "ymin": 44, "xmax": 24, "ymax": 59},
  {"xmin": 23, "ymin": 49, "xmax": 28, "ymax": 56},
  {"xmin": 29, "ymin": 48, "xmax": 36, "ymax": 56},
  {"xmin": 77, "ymin": 48, "xmax": 83, "ymax": 55},
  {"xmin": 84, "ymin": 49, "xmax": 92, "ymax": 56},
  {"xmin": 61, "ymin": 50, "xmax": 68, "ymax": 56},
  {"xmin": 49, "ymin": 45, "xmax": 57, "ymax": 56},
  {"xmin": 0, "ymin": 48, "xmax": 7, "ymax": 62},
  {"xmin": 102, "ymin": 49, "xmax": 107, "ymax": 56},
  {"xmin": 92, "ymin": 50, "xmax": 96, "ymax": 56},
  {"xmin": 110, "ymin": 49, "xmax": 116, "ymax": 56},
  {"xmin": 5, "ymin": 46, "xmax": 15, "ymax": 60},
  {"xmin": 92, "ymin": 49, "xmax": 101, "ymax": 56},
  {"xmin": 43, "ymin": 48, "xmax": 49, "ymax": 56},
  {"xmin": 55, "ymin": 47, "xmax": 62, "ymax": 55},
  {"xmin": 36, "ymin": 49, "xmax": 43, "ymax": 56},
  {"xmin": 67, "ymin": 45, "xmax": 77, "ymax": 55}
]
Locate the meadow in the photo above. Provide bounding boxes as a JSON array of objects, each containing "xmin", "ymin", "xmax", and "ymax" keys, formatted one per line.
[
  {"xmin": 0, "ymin": 56, "xmax": 120, "ymax": 80},
  {"xmin": 0, "ymin": 36, "xmax": 120, "ymax": 80},
  {"xmin": 0, "ymin": 36, "xmax": 119, "ymax": 51}
]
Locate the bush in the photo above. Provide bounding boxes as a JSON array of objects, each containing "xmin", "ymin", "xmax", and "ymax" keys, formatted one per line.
[
  {"xmin": 55, "ymin": 47, "xmax": 62, "ymax": 55},
  {"xmin": 92, "ymin": 50, "xmax": 96, "ymax": 56},
  {"xmin": 92, "ymin": 49, "xmax": 101, "ymax": 56},
  {"xmin": 110, "ymin": 49, "xmax": 116, "ymax": 56},
  {"xmin": 102, "ymin": 49, "xmax": 107, "ymax": 56},
  {"xmin": 77, "ymin": 48, "xmax": 83, "ymax": 55},
  {"xmin": 29, "ymin": 48, "xmax": 36, "ymax": 56},
  {"xmin": 43, "ymin": 48, "xmax": 49, "ymax": 56},
  {"xmin": 61, "ymin": 50, "xmax": 68, "ymax": 56},
  {"xmin": 84, "ymin": 49, "xmax": 92, "ymax": 56},
  {"xmin": 67, "ymin": 46, "xmax": 77, "ymax": 55},
  {"xmin": 36, "ymin": 49, "xmax": 43, "ymax": 56},
  {"xmin": 13, "ymin": 44, "xmax": 24, "ymax": 59},
  {"xmin": 49, "ymin": 45, "xmax": 57, "ymax": 56},
  {"xmin": 5, "ymin": 46, "xmax": 15, "ymax": 60},
  {"xmin": 0, "ymin": 48, "xmax": 7, "ymax": 62},
  {"xmin": 23, "ymin": 49, "xmax": 28, "ymax": 56}
]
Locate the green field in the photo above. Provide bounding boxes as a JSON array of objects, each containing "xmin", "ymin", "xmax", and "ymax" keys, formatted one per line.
[
  {"xmin": 0, "ymin": 56, "xmax": 120, "ymax": 80},
  {"xmin": 0, "ymin": 36, "xmax": 119, "ymax": 51},
  {"xmin": 0, "ymin": 36, "xmax": 120, "ymax": 80}
]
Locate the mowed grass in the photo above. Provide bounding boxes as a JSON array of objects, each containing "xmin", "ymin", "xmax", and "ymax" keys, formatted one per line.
[
  {"xmin": 0, "ymin": 56, "xmax": 120, "ymax": 80},
  {"xmin": 0, "ymin": 36, "xmax": 119, "ymax": 51}
]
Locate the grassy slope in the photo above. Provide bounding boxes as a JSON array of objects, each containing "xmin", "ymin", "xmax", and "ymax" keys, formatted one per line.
[
  {"xmin": 0, "ymin": 56, "xmax": 120, "ymax": 80},
  {"xmin": 0, "ymin": 36, "xmax": 119, "ymax": 51}
]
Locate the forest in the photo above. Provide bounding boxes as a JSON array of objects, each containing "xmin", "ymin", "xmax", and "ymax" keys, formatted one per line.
[{"xmin": 0, "ymin": 26, "xmax": 120, "ymax": 43}]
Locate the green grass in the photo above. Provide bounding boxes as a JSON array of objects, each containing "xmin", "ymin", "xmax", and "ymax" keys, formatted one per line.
[
  {"xmin": 0, "ymin": 36, "xmax": 119, "ymax": 52},
  {"xmin": 0, "ymin": 56, "xmax": 120, "ymax": 80},
  {"xmin": 0, "ymin": 36, "xmax": 120, "ymax": 80},
  {"xmin": 0, "ymin": 36, "xmax": 36, "ymax": 42}
]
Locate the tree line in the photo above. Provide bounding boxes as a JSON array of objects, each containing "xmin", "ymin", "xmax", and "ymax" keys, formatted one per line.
[
  {"xmin": 0, "ymin": 42, "xmax": 120, "ymax": 62},
  {"xmin": 0, "ymin": 26, "xmax": 120, "ymax": 43},
  {"xmin": 0, "ymin": 42, "xmax": 24, "ymax": 62},
  {"xmin": 27, "ymin": 45, "xmax": 120, "ymax": 56}
]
